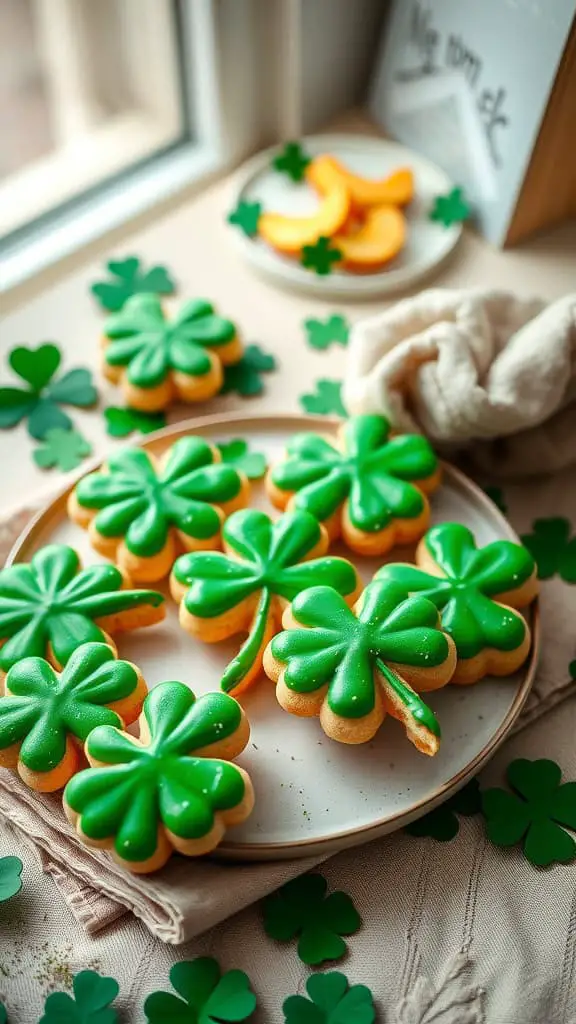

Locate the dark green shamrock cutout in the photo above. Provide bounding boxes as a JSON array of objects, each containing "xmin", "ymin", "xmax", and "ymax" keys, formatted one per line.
[
  {"xmin": 272, "ymin": 141, "xmax": 311, "ymax": 182},
  {"xmin": 33, "ymin": 427, "xmax": 92, "ymax": 472},
  {"xmin": 104, "ymin": 406, "xmax": 166, "ymax": 438},
  {"xmin": 406, "ymin": 778, "xmax": 481, "ymax": 841},
  {"xmin": 39, "ymin": 970, "xmax": 119, "ymax": 1024},
  {"xmin": 0, "ymin": 1002, "xmax": 6, "ymax": 1024},
  {"xmin": 263, "ymin": 873, "xmax": 361, "ymax": 966},
  {"xmin": 220, "ymin": 344, "xmax": 277, "ymax": 397},
  {"xmin": 482, "ymin": 758, "xmax": 576, "ymax": 867},
  {"xmin": 429, "ymin": 187, "xmax": 471, "ymax": 227},
  {"xmin": 304, "ymin": 315, "xmax": 350, "ymax": 351},
  {"xmin": 299, "ymin": 379, "xmax": 346, "ymax": 417},
  {"xmin": 91, "ymin": 256, "xmax": 176, "ymax": 312},
  {"xmin": 520, "ymin": 517, "xmax": 576, "ymax": 582},
  {"xmin": 144, "ymin": 957, "xmax": 257, "ymax": 1023},
  {"xmin": 484, "ymin": 485, "xmax": 508, "ymax": 515},
  {"xmin": 283, "ymin": 972, "xmax": 375, "ymax": 1024},
  {"xmin": 0, "ymin": 344, "xmax": 97, "ymax": 440},
  {"xmin": 216, "ymin": 439, "xmax": 267, "ymax": 479},
  {"xmin": 0, "ymin": 856, "xmax": 23, "ymax": 903},
  {"xmin": 570, "ymin": 659, "xmax": 576, "ymax": 680},
  {"xmin": 301, "ymin": 237, "xmax": 343, "ymax": 276},
  {"xmin": 227, "ymin": 200, "xmax": 262, "ymax": 237}
]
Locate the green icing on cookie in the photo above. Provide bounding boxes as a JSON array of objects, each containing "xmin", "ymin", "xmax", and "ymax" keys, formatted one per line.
[
  {"xmin": 74, "ymin": 437, "xmax": 244, "ymax": 557},
  {"xmin": 376, "ymin": 523, "xmax": 535, "ymax": 659},
  {"xmin": 270, "ymin": 415, "xmax": 438, "ymax": 532},
  {"xmin": 173, "ymin": 509, "xmax": 358, "ymax": 696},
  {"xmin": 103, "ymin": 293, "xmax": 236, "ymax": 389},
  {"xmin": 271, "ymin": 580, "xmax": 446, "ymax": 732},
  {"xmin": 0, "ymin": 544, "xmax": 163, "ymax": 671},
  {"xmin": 0, "ymin": 643, "xmax": 140, "ymax": 773},
  {"xmin": 64, "ymin": 680, "xmax": 246, "ymax": 862}
]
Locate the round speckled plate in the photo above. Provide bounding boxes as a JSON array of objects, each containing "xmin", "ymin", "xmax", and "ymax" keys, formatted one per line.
[{"xmin": 9, "ymin": 413, "xmax": 538, "ymax": 861}]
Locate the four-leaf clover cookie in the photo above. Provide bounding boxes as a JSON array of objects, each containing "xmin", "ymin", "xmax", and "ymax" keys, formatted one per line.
[
  {"xmin": 0, "ymin": 642, "xmax": 147, "ymax": 792},
  {"xmin": 170, "ymin": 509, "xmax": 360, "ymax": 697},
  {"xmin": 264, "ymin": 580, "xmax": 456, "ymax": 751},
  {"xmin": 267, "ymin": 415, "xmax": 440, "ymax": 555},
  {"xmin": 101, "ymin": 293, "xmax": 242, "ymax": 411},
  {"xmin": 64, "ymin": 680, "xmax": 253, "ymax": 872},
  {"xmin": 68, "ymin": 437, "xmax": 250, "ymax": 583},
  {"xmin": 0, "ymin": 544, "xmax": 164, "ymax": 674},
  {"xmin": 375, "ymin": 523, "xmax": 538, "ymax": 684}
]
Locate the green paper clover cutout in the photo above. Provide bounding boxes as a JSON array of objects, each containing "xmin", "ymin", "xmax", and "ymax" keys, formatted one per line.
[
  {"xmin": 220, "ymin": 344, "xmax": 277, "ymax": 397},
  {"xmin": 0, "ymin": 1002, "xmax": 6, "ymax": 1024},
  {"xmin": 482, "ymin": 758, "xmax": 576, "ymax": 867},
  {"xmin": 299, "ymin": 380, "xmax": 346, "ymax": 417},
  {"xmin": 0, "ymin": 855, "xmax": 23, "ymax": 903},
  {"xmin": 520, "ymin": 517, "xmax": 576, "ymax": 582},
  {"xmin": 272, "ymin": 141, "xmax": 311, "ymax": 182},
  {"xmin": 103, "ymin": 293, "xmax": 236, "ymax": 390},
  {"xmin": 104, "ymin": 406, "xmax": 166, "ymax": 438},
  {"xmin": 570, "ymin": 659, "xmax": 576, "ymax": 680},
  {"xmin": 39, "ymin": 969, "xmax": 119, "ymax": 1024},
  {"xmin": 64, "ymin": 681, "xmax": 249, "ymax": 866},
  {"xmin": 91, "ymin": 256, "xmax": 176, "ymax": 312},
  {"xmin": 172, "ymin": 508, "xmax": 358, "ymax": 696},
  {"xmin": 0, "ymin": 344, "xmax": 98, "ymax": 440},
  {"xmin": 301, "ymin": 237, "xmax": 343, "ymax": 275},
  {"xmin": 263, "ymin": 873, "xmax": 361, "ymax": 966},
  {"xmin": 74, "ymin": 437, "xmax": 244, "ymax": 558},
  {"xmin": 144, "ymin": 957, "xmax": 257, "ymax": 1023},
  {"xmin": 0, "ymin": 543, "xmax": 163, "ymax": 672},
  {"xmin": 227, "ymin": 200, "xmax": 263, "ymax": 237},
  {"xmin": 304, "ymin": 315, "xmax": 350, "ymax": 351},
  {"xmin": 429, "ymin": 187, "xmax": 471, "ymax": 227},
  {"xmin": 484, "ymin": 485, "xmax": 507, "ymax": 515},
  {"xmin": 272, "ymin": 415, "xmax": 438, "ymax": 532},
  {"xmin": 33, "ymin": 427, "xmax": 93, "ymax": 472},
  {"xmin": 0, "ymin": 643, "xmax": 144, "ymax": 779},
  {"xmin": 283, "ymin": 972, "xmax": 375, "ymax": 1024},
  {"xmin": 406, "ymin": 778, "xmax": 481, "ymax": 841},
  {"xmin": 216, "ymin": 439, "xmax": 267, "ymax": 479},
  {"xmin": 376, "ymin": 522, "xmax": 535, "ymax": 660}
]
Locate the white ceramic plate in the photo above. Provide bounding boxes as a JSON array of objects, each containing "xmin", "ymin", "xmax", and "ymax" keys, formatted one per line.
[
  {"xmin": 9, "ymin": 414, "xmax": 538, "ymax": 861},
  {"xmin": 228, "ymin": 134, "xmax": 462, "ymax": 299}
]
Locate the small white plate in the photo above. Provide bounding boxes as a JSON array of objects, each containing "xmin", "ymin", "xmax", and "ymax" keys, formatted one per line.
[
  {"xmin": 228, "ymin": 134, "xmax": 462, "ymax": 299},
  {"xmin": 10, "ymin": 414, "xmax": 538, "ymax": 861}
]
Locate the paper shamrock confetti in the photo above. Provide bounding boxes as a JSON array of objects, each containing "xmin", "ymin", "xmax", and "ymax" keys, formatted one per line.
[
  {"xmin": 39, "ymin": 970, "xmax": 119, "ymax": 1024},
  {"xmin": 216, "ymin": 439, "xmax": 267, "ymax": 479},
  {"xmin": 104, "ymin": 406, "xmax": 166, "ymax": 438},
  {"xmin": 144, "ymin": 957, "xmax": 257, "ymax": 1023},
  {"xmin": 301, "ymin": 237, "xmax": 343, "ymax": 275},
  {"xmin": 429, "ymin": 187, "xmax": 471, "ymax": 227},
  {"xmin": 406, "ymin": 779, "xmax": 481, "ymax": 841},
  {"xmin": 91, "ymin": 256, "xmax": 176, "ymax": 312},
  {"xmin": 520, "ymin": 517, "xmax": 576, "ymax": 582},
  {"xmin": 227, "ymin": 199, "xmax": 262, "ymax": 237},
  {"xmin": 0, "ymin": 344, "xmax": 97, "ymax": 440},
  {"xmin": 0, "ymin": 855, "xmax": 23, "ymax": 903},
  {"xmin": 263, "ymin": 873, "xmax": 361, "ymax": 966},
  {"xmin": 283, "ymin": 972, "xmax": 375, "ymax": 1024},
  {"xmin": 220, "ymin": 344, "xmax": 277, "ymax": 397},
  {"xmin": 484, "ymin": 485, "xmax": 508, "ymax": 515},
  {"xmin": 304, "ymin": 314, "xmax": 350, "ymax": 351},
  {"xmin": 299, "ymin": 379, "xmax": 346, "ymax": 417},
  {"xmin": 272, "ymin": 141, "xmax": 311, "ymax": 182},
  {"xmin": 33, "ymin": 427, "xmax": 92, "ymax": 472},
  {"xmin": 482, "ymin": 758, "xmax": 576, "ymax": 867}
]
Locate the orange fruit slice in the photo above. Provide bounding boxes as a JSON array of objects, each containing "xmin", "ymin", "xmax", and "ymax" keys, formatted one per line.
[
  {"xmin": 334, "ymin": 204, "xmax": 406, "ymax": 271},
  {"xmin": 258, "ymin": 182, "xmax": 351, "ymax": 255},
  {"xmin": 307, "ymin": 156, "xmax": 414, "ymax": 209}
]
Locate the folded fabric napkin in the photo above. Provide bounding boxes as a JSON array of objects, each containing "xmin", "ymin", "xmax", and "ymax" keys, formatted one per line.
[{"xmin": 344, "ymin": 289, "xmax": 576, "ymax": 477}]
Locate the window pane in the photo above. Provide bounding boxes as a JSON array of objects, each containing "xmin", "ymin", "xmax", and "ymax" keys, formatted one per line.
[{"xmin": 0, "ymin": 0, "xmax": 186, "ymax": 239}]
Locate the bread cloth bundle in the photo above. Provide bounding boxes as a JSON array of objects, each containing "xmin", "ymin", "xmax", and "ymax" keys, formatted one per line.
[{"xmin": 343, "ymin": 289, "xmax": 576, "ymax": 477}]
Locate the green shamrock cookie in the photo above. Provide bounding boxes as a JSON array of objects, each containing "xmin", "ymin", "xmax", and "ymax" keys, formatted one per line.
[
  {"xmin": 263, "ymin": 873, "xmax": 361, "ymax": 966},
  {"xmin": 171, "ymin": 508, "xmax": 359, "ymax": 697},
  {"xmin": 376, "ymin": 522, "xmax": 537, "ymax": 683},
  {"xmin": 64, "ymin": 680, "xmax": 253, "ymax": 872},
  {"xmin": 0, "ymin": 544, "xmax": 164, "ymax": 672},
  {"xmin": 0, "ymin": 642, "xmax": 146, "ymax": 791}
]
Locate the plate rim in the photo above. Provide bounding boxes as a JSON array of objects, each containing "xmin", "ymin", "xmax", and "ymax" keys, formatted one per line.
[{"xmin": 7, "ymin": 410, "xmax": 539, "ymax": 859}]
